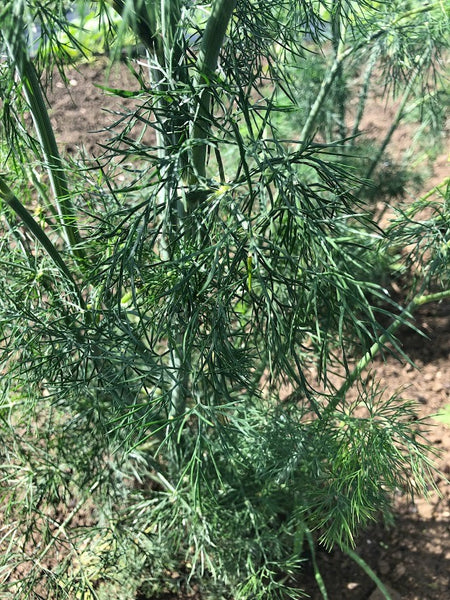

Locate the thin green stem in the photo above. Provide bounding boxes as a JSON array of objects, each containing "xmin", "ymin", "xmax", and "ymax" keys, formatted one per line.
[
  {"xmin": 331, "ymin": 286, "xmax": 450, "ymax": 411},
  {"xmin": 331, "ymin": 8, "xmax": 347, "ymax": 140},
  {"xmin": 299, "ymin": 20, "xmax": 384, "ymax": 144},
  {"xmin": 3, "ymin": 33, "xmax": 85, "ymax": 263},
  {"xmin": 414, "ymin": 289, "xmax": 450, "ymax": 307},
  {"xmin": 299, "ymin": 1, "xmax": 438, "ymax": 144},
  {"xmin": 405, "ymin": 177, "xmax": 449, "ymax": 216},
  {"xmin": 160, "ymin": 0, "xmax": 183, "ymax": 68},
  {"xmin": 36, "ymin": 481, "xmax": 100, "ymax": 566},
  {"xmin": 344, "ymin": 546, "xmax": 393, "ymax": 600},
  {"xmin": 389, "ymin": 2, "xmax": 442, "ymax": 27},
  {"xmin": 350, "ymin": 46, "xmax": 379, "ymax": 142},
  {"xmin": 156, "ymin": 0, "xmax": 237, "ymax": 424},
  {"xmin": 361, "ymin": 50, "xmax": 430, "ymax": 186},
  {"xmin": 299, "ymin": 39, "xmax": 350, "ymax": 143},
  {"xmin": 305, "ymin": 528, "xmax": 328, "ymax": 600},
  {"xmin": 0, "ymin": 177, "xmax": 85, "ymax": 309}
]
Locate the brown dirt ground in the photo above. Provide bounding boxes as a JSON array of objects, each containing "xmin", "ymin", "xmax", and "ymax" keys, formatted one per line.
[{"xmin": 35, "ymin": 58, "xmax": 450, "ymax": 599}]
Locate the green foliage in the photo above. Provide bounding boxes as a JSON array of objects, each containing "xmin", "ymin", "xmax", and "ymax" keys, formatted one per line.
[{"xmin": 0, "ymin": 0, "xmax": 449, "ymax": 598}]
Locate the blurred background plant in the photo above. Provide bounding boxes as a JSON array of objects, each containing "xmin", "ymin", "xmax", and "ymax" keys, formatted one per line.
[{"xmin": 0, "ymin": 1, "xmax": 449, "ymax": 598}]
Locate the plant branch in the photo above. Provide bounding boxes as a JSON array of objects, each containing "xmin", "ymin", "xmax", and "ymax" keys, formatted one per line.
[
  {"xmin": 361, "ymin": 50, "xmax": 430, "ymax": 187},
  {"xmin": 350, "ymin": 46, "xmax": 379, "ymax": 142},
  {"xmin": 405, "ymin": 177, "xmax": 449, "ymax": 215},
  {"xmin": 92, "ymin": 0, "xmax": 158, "ymax": 54},
  {"xmin": 299, "ymin": 1, "xmax": 439, "ymax": 144},
  {"xmin": 330, "ymin": 286, "xmax": 450, "ymax": 412},
  {"xmin": 0, "ymin": 177, "xmax": 85, "ymax": 308},
  {"xmin": 414, "ymin": 289, "xmax": 450, "ymax": 307},
  {"xmin": 389, "ymin": 2, "xmax": 443, "ymax": 27},
  {"xmin": 36, "ymin": 481, "xmax": 100, "ymax": 567},
  {"xmin": 305, "ymin": 527, "xmax": 329, "ymax": 599},
  {"xmin": 344, "ymin": 546, "xmax": 393, "ymax": 600},
  {"xmin": 190, "ymin": 0, "xmax": 237, "ymax": 181},
  {"xmin": 2, "ymin": 31, "xmax": 85, "ymax": 263},
  {"xmin": 299, "ymin": 38, "xmax": 350, "ymax": 143}
]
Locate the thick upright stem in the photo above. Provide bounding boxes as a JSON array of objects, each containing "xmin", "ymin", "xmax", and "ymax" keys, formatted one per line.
[
  {"xmin": 92, "ymin": 0, "xmax": 158, "ymax": 55},
  {"xmin": 162, "ymin": 1, "xmax": 237, "ymax": 424},
  {"xmin": 190, "ymin": 0, "xmax": 237, "ymax": 181}
]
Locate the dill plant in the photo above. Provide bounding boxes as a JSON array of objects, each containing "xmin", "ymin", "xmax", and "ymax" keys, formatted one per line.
[{"xmin": 0, "ymin": 1, "xmax": 449, "ymax": 598}]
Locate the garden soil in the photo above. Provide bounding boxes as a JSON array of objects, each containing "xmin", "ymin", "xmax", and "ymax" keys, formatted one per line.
[{"xmin": 37, "ymin": 59, "xmax": 450, "ymax": 600}]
